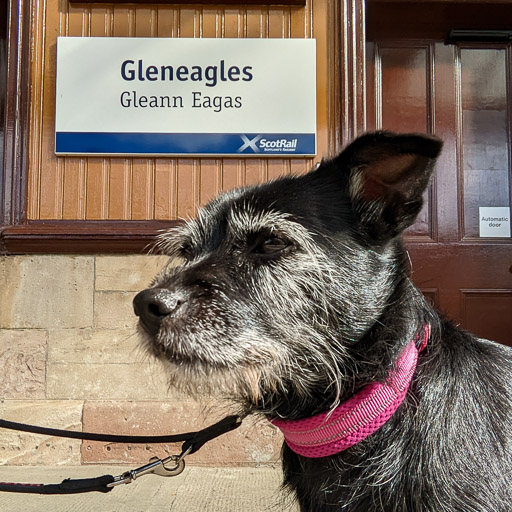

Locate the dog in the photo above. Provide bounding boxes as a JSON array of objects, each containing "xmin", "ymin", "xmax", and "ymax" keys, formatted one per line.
[{"xmin": 133, "ymin": 131, "xmax": 512, "ymax": 511}]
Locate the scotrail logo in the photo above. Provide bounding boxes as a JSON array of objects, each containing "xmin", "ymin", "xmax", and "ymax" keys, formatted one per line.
[
  {"xmin": 237, "ymin": 134, "xmax": 299, "ymax": 153},
  {"xmin": 237, "ymin": 134, "xmax": 263, "ymax": 153}
]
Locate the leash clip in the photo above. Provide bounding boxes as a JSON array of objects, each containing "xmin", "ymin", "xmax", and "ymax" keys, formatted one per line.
[{"xmin": 107, "ymin": 445, "xmax": 192, "ymax": 488}]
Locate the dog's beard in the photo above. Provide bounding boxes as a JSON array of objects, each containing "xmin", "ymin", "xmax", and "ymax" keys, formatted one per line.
[
  {"xmin": 137, "ymin": 315, "xmax": 360, "ymax": 418},
  {"xmin": 157, "ymin": 358, "xmax": 276, "ymax": 407},
  {"xmin": 138, "ymin": 323, "xmax": 288, "ymax": 407}
]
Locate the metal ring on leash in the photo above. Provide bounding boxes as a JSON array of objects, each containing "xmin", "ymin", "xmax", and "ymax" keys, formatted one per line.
[{"xmin": 107, "ymin": 445, "xmax": 193, "ymax": 488}]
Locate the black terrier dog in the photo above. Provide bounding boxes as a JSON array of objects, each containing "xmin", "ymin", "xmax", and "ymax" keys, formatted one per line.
[{"xmin": 134, "ymin": 131, "xmax": 512, "ymax": 511}]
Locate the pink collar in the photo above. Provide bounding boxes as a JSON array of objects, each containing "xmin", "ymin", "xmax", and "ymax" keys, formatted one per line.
[{"xmin": 270, "ymin": 325, "xmax": 430, "ymax": 458}]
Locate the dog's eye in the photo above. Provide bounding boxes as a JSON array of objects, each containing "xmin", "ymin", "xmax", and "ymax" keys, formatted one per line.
[
  {"xmin": 179, "ymin": 243, "xmax": 194, "ymax": 260},
  {"xmin": 254, "ymin": 236, "xmax": 289, "ymax": 255}
]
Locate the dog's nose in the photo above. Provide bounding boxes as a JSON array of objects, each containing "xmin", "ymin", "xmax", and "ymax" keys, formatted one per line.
[{"xmin": 133, "ymin": 288, "xmax": 184, "ymax": 334}]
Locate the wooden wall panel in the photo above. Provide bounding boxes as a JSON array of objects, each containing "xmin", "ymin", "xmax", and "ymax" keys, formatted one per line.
[
  {"xmin": 461, "ymin": 290, "xmax": 512, "ymax": 346},
  {"xmin": 367, "ymin": 42, "xmax": 435, "ymax": 240},
  {"xmin": 26, "ymin": 0, "xmax": 330, "ymax": 222},
  {"xmin": 154, "ymin": 159, "xmax": 176, "ymax": 220},
  {"xmin": 380, "ymin": 46, "xmax": 430, "ymax": 133}
]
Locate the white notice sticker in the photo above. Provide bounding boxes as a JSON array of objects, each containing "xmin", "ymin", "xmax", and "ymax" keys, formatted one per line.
[{"xmin": 479, "ymin": 207, "xmax": 511, "ymax": 238}]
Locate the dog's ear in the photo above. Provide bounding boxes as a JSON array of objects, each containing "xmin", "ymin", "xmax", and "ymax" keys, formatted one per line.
[{"xmin": 327, "ymin": 131, "xmax": 443, "ymax": 242}]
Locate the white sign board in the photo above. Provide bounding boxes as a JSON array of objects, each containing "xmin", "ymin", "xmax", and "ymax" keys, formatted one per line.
[
  {"xmin": 479, "ymin": 207, "xmax": 511, "ymax": 238},
  {"xmin": 55, "ymin": 37, "xmax": 316, "ymax": 156}
]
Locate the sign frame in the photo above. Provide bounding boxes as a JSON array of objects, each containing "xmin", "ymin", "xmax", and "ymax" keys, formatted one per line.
[{"xmin": 55, "ymin": 37, "xmax": 317, "ymax": 157}]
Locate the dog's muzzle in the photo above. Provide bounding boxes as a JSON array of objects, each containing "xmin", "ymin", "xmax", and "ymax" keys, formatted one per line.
[{"xmin": 133, "ymin": 288, "xmax": 185, "ymax": 335}]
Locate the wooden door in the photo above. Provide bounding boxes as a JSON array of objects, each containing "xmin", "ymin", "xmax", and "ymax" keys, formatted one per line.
[{"xmin": 366, "ymin": 3, "xmax": 512, "ymax": 346}]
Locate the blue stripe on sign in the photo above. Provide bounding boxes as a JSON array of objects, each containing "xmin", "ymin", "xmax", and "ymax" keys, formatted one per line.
[{"xmin": 55, "ymin": 132, "xmax": 316, "ymax": 156}]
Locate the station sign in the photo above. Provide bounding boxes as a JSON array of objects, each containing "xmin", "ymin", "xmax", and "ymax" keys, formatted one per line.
[{"xmin": 55, "ymin": 37, "xmax": 316, "ymax": 156}]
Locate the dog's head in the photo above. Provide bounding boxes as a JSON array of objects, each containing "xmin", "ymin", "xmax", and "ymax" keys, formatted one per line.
[{"xmin": 134, "ymin": 131, "xmax": 442, "ymax": 416}]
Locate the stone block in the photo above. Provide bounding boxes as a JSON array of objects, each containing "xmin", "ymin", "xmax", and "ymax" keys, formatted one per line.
[
  {"xmin": 0, "ymin": 330, "xmax": 47, "ymax": 399},
  {"xmin": 94, "ymin": 291, "xmax": 137, "ymax": 330},
  {"xmin": 156, "ymin": 467, "xmax": 294, "ymax": 511},
  {"xmin": 0, "ymin": 400, "xmax": 83, "ymax": 465},
  {"xmin": 46, "ymin": 361, "xmax": 178, "ymax": 400},
  {"xmin": 82, "ymin": 401, "xmax": 283, "ymax": 466},
  {"xmin": 48, "ymin": 328, "xmax": 141, "ymax": 364},
  {"xmin": 0, "ymin": 255, "xmax": 94, "ymax": 329},
  {"xmin": 95, "ymin": 255, "xmax": 176, "ymax": 292}
]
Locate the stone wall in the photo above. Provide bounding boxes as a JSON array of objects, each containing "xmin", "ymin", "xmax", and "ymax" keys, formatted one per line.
[{"xmin": 0, "ymin": 255, "xmax": 282, "ymax": 466}]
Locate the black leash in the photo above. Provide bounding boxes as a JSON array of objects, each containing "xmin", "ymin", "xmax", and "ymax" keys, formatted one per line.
[{"xmin": 0, "ymin": 415, "xmax": 243, "ymax": 494}]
